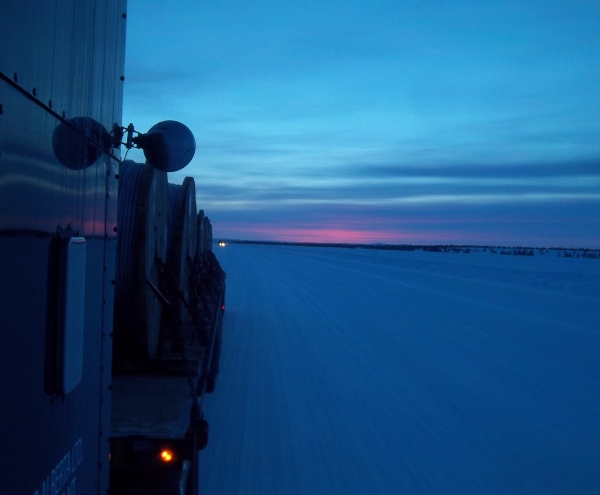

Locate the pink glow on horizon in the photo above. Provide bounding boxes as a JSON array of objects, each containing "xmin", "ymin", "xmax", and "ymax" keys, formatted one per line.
[
  {"xmin": 213, "ymin": 208, "xmax": 507, "ymax": 244},
  {"xmin": 213, "ymin": 207, "xmax": 598, "ymax": 246},
  {"xmin": 216, "ymin": 222, "xmax": 447, "ymax": 244},
  {"xmin": 213, "ymin": 220, "xmax": 572, "ymax": 246}
]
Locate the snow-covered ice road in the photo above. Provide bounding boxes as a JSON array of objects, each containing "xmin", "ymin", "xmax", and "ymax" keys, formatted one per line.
[{"xmin": 200, "ymin": 244, "xmax": 600, "ymax": 494}]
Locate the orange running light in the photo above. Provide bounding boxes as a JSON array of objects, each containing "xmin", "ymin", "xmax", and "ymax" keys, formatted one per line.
[{"xmin": 160, "ymin": 449, "xmax": 174, "ymax": 462}]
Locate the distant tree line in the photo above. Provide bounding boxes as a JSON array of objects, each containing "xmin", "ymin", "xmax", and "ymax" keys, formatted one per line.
[{"xmin": 221, "ymin": 240, "xmax": 599, "ymax": 259}]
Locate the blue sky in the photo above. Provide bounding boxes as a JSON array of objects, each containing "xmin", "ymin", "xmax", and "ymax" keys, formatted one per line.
[{"xmin": 123, "ymin": 0, "xmax": 600, "ymax": 247}]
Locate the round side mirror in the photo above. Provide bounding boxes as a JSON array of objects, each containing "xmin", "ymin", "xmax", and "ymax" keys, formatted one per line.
[{"xmin": 135, "ymin": 120, "xmax": 196, "ymax": 172}]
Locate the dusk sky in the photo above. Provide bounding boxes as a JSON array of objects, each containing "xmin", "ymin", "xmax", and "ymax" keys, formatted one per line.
[{"xmin": 123, "ymin": 0, "xmax": 600, "ymax": 247}]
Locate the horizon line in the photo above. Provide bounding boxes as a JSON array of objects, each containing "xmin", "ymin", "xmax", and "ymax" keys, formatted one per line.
[{"xmin": 215, "ymin": 239, "xmax": 600, "ymax": 252}]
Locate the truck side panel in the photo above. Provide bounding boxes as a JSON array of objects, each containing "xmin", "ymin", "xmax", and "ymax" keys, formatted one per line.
[{"xmin": 0, "ymin": 2, "xmax": 126, "ymax": 493}]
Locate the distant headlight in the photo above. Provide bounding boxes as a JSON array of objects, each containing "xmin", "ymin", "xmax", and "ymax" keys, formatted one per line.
[{"xmin": 218, "ymin": 241, "xmax": 226, "ymax": 247}]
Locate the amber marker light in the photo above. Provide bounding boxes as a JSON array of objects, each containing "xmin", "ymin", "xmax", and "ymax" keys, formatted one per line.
[{"xmin": 160, "ymin": 449, "xmax": 174, "ymax": 462}]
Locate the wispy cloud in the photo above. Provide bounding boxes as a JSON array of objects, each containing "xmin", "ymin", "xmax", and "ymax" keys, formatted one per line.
[{"xmin": 124, "ymin": 0, "xmax": 600, "ymax": 246}]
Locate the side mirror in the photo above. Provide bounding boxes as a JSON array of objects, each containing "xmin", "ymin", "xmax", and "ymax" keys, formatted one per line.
[
  {"xmin": 52, "ymin": 117, "xmax": 111, "ymax": 169},
  {"xmin": 133, "ymin": 120, "xmax": 196, "ymax": 173}
]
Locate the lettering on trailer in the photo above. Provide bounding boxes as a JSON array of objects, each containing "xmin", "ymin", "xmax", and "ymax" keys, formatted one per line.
[{"xmin": 33, "ymin": 438, "xmax": 83, "ymax": 495}]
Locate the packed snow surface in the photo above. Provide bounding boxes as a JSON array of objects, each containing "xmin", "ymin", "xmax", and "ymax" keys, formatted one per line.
[{"xmin": 200, "ymin": 244, "xmax": 600, "ymax": 494}]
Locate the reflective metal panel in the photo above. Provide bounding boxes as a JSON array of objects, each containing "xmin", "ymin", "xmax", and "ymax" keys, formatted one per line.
[{"xmin": 0, "ymin": 1, "xmax": 126, "ymax": 494}]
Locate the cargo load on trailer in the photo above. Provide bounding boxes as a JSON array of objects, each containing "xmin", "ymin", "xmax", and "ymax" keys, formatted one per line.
[{"xmin": 110, "ymin": 162, "xmax": 225, "ymax": 494}]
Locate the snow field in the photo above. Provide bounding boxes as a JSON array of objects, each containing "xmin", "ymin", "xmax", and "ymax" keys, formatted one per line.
[{"xmin": 200, "ymin": 244, "xmax": 600, "ymax": 494}]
